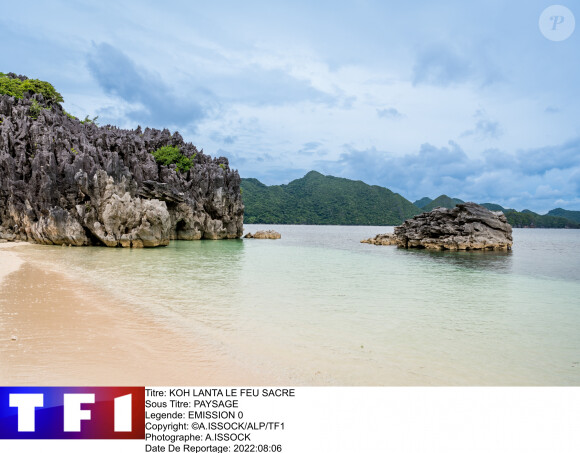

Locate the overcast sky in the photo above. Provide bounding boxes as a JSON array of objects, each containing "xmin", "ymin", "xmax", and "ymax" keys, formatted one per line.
[{"xmin": 3, "ymin": 1, "xmax": 579, "ymax": 212}]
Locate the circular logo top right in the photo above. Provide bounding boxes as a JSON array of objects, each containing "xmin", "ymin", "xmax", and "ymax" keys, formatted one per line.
[{"xmin": 539, "ymin": 5, "xmax": 575, "ymax": 41}]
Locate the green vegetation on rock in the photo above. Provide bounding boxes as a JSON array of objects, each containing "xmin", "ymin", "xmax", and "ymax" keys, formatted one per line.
[
  {"xmin": 63, "ymin": 110, "xmax": 78, "ymax": 120},
  {"xmin": 241, "ymin": 171, "xmax": 421, "ymax": 225},
  {"xmin": 151, "ymin": 145, "xmax": 194, "ymax": 172},
  {"xmin": 28, "ymin": 99, "xmax": 46, "ymax": 119},
  {"xmin": 81, "ymin": 115, "xmax": 99, "ymax": 125},
  {"xmin": 0, "ymin": 72, "xmax": 64, "ymax": 104}
]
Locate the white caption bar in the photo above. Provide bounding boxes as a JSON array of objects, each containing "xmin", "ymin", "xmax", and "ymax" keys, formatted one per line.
[
  {"xmin": 1, "ymin": 387, "xmax": 579, "ymax": 452},
  {"xmin": 145, "ymin": 387, "xmax": 580, "ymax": 453}
]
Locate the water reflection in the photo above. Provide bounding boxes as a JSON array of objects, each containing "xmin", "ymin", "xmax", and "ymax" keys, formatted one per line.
[{"xmin": 400, "ymin": 247, "xmax": 513, "ymax": 273}]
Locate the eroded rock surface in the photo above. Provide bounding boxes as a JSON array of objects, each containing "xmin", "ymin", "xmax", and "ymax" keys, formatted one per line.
[
  {"xmin": 363, "ymin": 203, "xmax": 512, "ymax": 250},
  {"xmin": 244, "ymin": 230, "xmax": 281, "ymax": 239},
  {"xmin": 360, "ymin": 233, "xmax": 397, "ymax": 246},
  {"xmin": 0, "ymin": 90, "xmax": 243, "ymax": 247}
]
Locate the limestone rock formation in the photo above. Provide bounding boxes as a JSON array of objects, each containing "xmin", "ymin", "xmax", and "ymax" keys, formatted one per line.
[
  {"xmin": 360, "ymin": 233, "xmax": 397, "ymax": 245},
  {"xmin": 244, "ymin": 230, "xmax": 281, "ymax": 239},
  {"xmin": 363, "ymin": 203, "xmax": 512, "ymax": 250},
  {"xmin": 0, "ymin": 76, "xmax": 243, "ymax": 247}
]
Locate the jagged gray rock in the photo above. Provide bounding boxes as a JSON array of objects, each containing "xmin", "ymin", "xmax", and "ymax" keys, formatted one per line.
[
  {"xmin": 363, "ymin": 203, "xmax": 512, "ymax": 250},
  {"xmin": 0, "ymin": 86, "xmax": 243, "ymax": 247},
  {"xmin": 138, "ymin": 180, "xmax": 185, "ymax": 203}
]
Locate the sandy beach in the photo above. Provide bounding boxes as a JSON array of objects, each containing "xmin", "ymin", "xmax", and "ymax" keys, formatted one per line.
[{"xmin": 0, "ymin": 242, "xmax": 270, "ymax": 386}]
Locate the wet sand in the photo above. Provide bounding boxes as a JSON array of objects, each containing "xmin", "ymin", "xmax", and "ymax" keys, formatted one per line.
[{"xmin": 0, "ymin": 242, "xmax": 269, "ymax": 386}]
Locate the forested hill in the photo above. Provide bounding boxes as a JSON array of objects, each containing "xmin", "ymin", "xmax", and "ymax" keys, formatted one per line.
[
  {"xmin": 241, "ymin": 171, "xmax": 421, "ymax": 225},
  {"xmin": 242, "ymin": 172, "xmax": 580, "ymax": 228},
  {"xmin": 547, "ymin": 208, "xmax": 580, "ymax": 223},
  {"xmin": 415, "ymin": 195, "xmax": 465, "ymax": 211},
  {"xmin": 503, "ymin": 209, "xmax": 580, "ymax": 228},
  {"xmin": 414, "ymin": 197, "xmax": 580, "ymax": 229}
]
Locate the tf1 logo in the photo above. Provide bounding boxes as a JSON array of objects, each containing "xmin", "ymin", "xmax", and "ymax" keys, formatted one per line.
[{"xmin": 0, "ymin": 387, "xmax": 145, "ymax": 439}]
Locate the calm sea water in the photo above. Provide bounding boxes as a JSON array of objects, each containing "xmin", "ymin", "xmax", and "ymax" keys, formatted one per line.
[{"xmin": 15, "ymin": 226, "xmax": 580, "ymax": 385}]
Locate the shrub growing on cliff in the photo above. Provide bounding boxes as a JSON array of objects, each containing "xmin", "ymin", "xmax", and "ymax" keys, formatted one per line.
[
  {"xmin": 0, "ymin": 74, "xmax": 23, "ymax": 98},
  {"xmin": 0, "ymin": 73, "xmax": 64, "ymax": 104},
  {"xmin": 20, "ymin": 78, "xmax": 64, "ymax": 104},
  {"xmin": 28, "ymin": 99, "xmax": 48, "ymax": 119},
  {"xmin": 152, "ymin": 145, "xmax": 194, "ymax": 172},
  {"xmin": 63, "ymin": 110, "xmax": 78, "ymax": 120},
  {"xmin": 28, "ymin": 100, "xmax": 41, "ymax": 118},
  {"xmin": 81, "ymin": 115, "xmax": 99, "ymax": 125}
]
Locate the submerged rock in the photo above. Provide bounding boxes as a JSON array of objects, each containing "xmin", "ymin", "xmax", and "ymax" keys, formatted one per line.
[
  {"xmin": 363, "ymin": 202, "xmax": 512, "ymax": 250},
  {"xmin": 0, "ymin": 79, "xmax": 243, "ymax": 247},
  {"xmin": 244, "ymin": 230, "xmax": 281, "ymax": 239}
]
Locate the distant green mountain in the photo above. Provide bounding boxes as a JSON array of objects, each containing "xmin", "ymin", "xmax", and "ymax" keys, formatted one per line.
[
  {"xmin": 547, "ymin": 208, "xmax": 580, "ymax": 223},
  {"xmin": 504, "ymin": 210, "xmax": 580, "ymax": 228},
  {"xmin": 413, "ymin": 197, "xmax": 433, "ymax": 208},
  {"xmin": 421, "ymin": 195, "xmax": 465, "ymax": 211},
  {"xmin": 421, "ymin": 199, "xmax": 580, "ymax": 228},
  {"xmin": 480, "ymin": 203, "xmax": 506, "ymax": 212},
  {"xmin": 417, "ymin": 199, "xmax": 507, "ymax": 214},
  {"xmin": 241, "ymin": 171, "xmax": 422, "ymax": 225},
  {"xmin": 460, "ymin": 203, "xmax": 580, "ymax": 228},
  {"xmin": 241, "ymin": 172, "xmax": 580, "ymax": 228}
]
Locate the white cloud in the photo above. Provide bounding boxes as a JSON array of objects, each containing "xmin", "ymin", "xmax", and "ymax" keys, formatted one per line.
[{"xmin": 2, "ymin": 0, "xmax": 580, "ymax": 211}]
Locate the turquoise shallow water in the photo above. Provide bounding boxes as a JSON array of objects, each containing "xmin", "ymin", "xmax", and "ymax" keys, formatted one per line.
[{"xmin": 14, "ymin": 226, "xmax": 580, "ymax": 385}]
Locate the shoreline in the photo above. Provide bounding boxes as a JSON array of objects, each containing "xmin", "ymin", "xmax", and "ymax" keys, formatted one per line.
[
  {"xmin": 0, "ymin": 242, "xmax": 271, "ymax": 386},
  {"xmin": 0, "ymin": 241, "xmax": 26, "ymax": 284}
]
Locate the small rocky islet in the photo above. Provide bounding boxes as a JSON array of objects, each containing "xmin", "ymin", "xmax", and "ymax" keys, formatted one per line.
[
  {"xmin": 243, "ymin": 230, "xmax": 281, "ymax": 239},
  {"xmin": 362, "ymin": 202, "xmax": 513, "ymax": 251}
]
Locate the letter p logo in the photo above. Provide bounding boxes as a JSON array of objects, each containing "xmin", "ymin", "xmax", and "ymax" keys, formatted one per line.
[
  {"xmin": 550, "ymin": 15, "xmax": 565, "ymax": 30},
  {"xmin": 539, "ymin": 5, "xmax": 575, "ymax": 41}
]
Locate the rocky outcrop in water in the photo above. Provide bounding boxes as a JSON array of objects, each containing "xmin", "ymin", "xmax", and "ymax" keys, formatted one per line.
[
  {"xmin": 243, "ymin": 230, "xmax": 281, "ymax": 239},
  {"xmin": 362, "ymin": 202, "xmax": 512, "ymax": 250},
  {"xmin": 0, "ymin": 77, "xmax": 243, "ymax": 247},
  {"xmin": 360, "ymin": 233, "xmax": 397, "ymax": 246}
]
